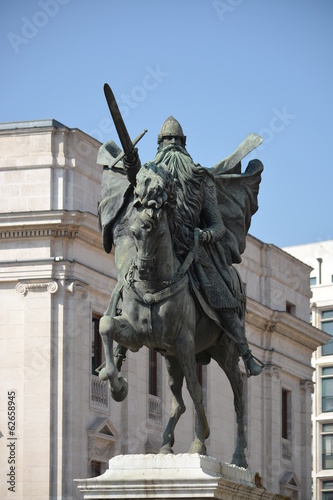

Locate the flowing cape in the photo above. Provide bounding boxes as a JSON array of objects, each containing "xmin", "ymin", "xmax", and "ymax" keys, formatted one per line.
[
  {"xmin": 210, "ymin": 158, "xmax": 264, "ymax": 267},
  {"xmin": 97, "ymin": 140, "xmax": 133, "ymax": 256},
  {"xmin": 98, "ymin": 167, "xmax": 132, "ymax": 254}
]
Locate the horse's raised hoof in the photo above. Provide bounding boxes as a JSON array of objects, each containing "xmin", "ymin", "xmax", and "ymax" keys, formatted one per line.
[
  {"xmin": 159, "ymin": 445, "xmax": 174, "ymax": 455},
  {"xmin": 189, "ymin": 438, "xmax": 207, "ymax": 455},
  {"xmin": 231, "ymin": 454, "xmax": 248, "ymax": 469},
  {"xmin": 98, "ymin": 367, "xmax": 111, "ymax": 381},
  {"xmin": 110, "ymin": 377, "xmax": 128, "ymax": 402}
]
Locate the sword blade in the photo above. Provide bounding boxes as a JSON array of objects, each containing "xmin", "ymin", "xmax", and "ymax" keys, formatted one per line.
[
  {"xmin": 212, "ymin": 133, "xmax": 264, "ymax": 174},
  {"xmin": 104, "ymin": 83, "xmax": 133, "ymax": 154}
]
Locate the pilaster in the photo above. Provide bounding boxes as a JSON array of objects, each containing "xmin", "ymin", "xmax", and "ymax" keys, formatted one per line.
[
  {"xmin": 299, "ymin": 379, "xmax": 314, "ymax": 498},
  {"xmin": 263, "ymin": 362, "xmax": 281, "ymax": 492}
]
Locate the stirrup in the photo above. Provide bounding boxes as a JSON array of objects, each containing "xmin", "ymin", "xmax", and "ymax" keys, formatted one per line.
[{"xmin": 242, "ymin": 351, "xmax": 264, "ymax": 378}]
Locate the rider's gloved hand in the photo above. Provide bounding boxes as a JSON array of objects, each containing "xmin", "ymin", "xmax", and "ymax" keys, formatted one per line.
[
  {"xmin": 124, "ymin": 147, "xmax": 139, "ymax": 167},
  {"xmin": 123, "ymin": 148, "xmax": 141, "ymax": 186},
  {"xmin": 197, "ymin": 229, "xmax": 212, "ymax": 243}
]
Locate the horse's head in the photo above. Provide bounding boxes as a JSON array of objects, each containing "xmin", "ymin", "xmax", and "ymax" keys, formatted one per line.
[{"xmin": 131, "ymin": 163, "xmax": 175, "ymax": 280}]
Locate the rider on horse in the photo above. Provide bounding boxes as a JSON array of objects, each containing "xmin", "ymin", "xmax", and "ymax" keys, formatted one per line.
[{"xmin": 98, "ymin": 117, "xmax": 263, "ymax": 377}]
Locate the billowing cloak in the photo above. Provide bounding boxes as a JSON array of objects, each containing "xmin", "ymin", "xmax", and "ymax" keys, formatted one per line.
[
  {"xmin": 97, "ymin": 140, "xmax": 136, "ymax": 278},
  {"xmin": 210, "ymin": 158, "xmax": 263, "ymax": 268}
]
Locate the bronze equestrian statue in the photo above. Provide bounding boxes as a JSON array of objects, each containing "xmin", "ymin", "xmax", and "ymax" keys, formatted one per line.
[{"xmin": 96, "ymin": 84, "xmax": 264, "ymax": 467}]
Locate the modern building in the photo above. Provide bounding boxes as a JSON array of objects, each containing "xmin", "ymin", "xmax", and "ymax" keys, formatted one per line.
[
  {"xmin": 0, "ymin": 120, "xmax": 328, "ymax": 499},
  {"xmin": 284, "ymin": 241, "xmax": 333, "ymax": 500}
]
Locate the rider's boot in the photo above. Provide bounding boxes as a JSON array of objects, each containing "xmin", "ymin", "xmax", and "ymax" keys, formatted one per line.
[
  {"xmin": 242, "ymin": 350, "xmax": 263, "ymax": 377},
  {"xmin": 219, "ymin": 310, "xmax": 264, "ymax": 377}
]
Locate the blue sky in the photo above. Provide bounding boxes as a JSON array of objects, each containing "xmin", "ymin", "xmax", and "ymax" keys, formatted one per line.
[{"xmin": 1, "ymin": 0, "xmax": 332, "ymax": 248}]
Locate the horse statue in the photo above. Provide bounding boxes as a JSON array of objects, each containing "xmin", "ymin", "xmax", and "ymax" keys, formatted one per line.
[{"xmin": 98, "ymin": 162, "xmax": 248, "ymax": 468}]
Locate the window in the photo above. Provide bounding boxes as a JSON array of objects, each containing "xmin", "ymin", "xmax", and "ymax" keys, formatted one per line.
[
  {"xmin": 197, "ymin": 363, "xmax": 208, "ymax": 411},
  {"xmin": 286, "ymin": 302, "xmax": 295, "ymax": 315},
  {"xmin": 323, "ymin": 424, "xmax": 333, "ymax": 469},
  {"xmin": 148, "ymin": 349, "xmax": 162, "ymax": 423},
  {"xmin": 310, "ymin": 276, "xmax": 317, "ymax": 286},
  {"xmin": 92, "ymin": 314, "xmax": 103, "ymax": 375},
  {"xmin": 282, "ymin": 389, "xmax": 292, "ymax": 440},
  {"xmin": 242, "ymin": 373, "xmax": 249, "ymax": 441},
  {"xmin": 322, "ymin": 367, "xmax": 333, "ymax": 412},
  {"xmin": 322, "ymin": 311, "xmax": 333, "ymax": 356},
  {"xmin": 90, "ymin": 460, "xmax": 107, "ymax": 477},
  {"xmin": 149, "ymin": 349, "xmax": 162, "ymax": 397},
  {"xmin": 323, "ymin": 481, "xmax": 333, "ymax": 500},
  {"xmin": 318, "ymin": 258, "xmax": 323, "ymax": 285},
  {"xmin": 149, "ymin": 349, "xmax": 158, "ymax": 396},
  {"xmin": 90, "ymin": 460, "xmax": 102, "ymax": 477},
  {"xmin": 322, "ymin": 311, "xmax": 333, "ymax": 335},
  {"xmin": 323, "ymin": 342, "xmax": 333, "ymax": 356},
  {"xmin": 194, "ymin": 364, "xmax": 208, "ymax": 431}
]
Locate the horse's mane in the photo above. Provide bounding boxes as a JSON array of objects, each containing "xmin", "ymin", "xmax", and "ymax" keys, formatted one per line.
[{"xmin": 135, "ymin": 163, "xmax": 184, "ymax": 252}]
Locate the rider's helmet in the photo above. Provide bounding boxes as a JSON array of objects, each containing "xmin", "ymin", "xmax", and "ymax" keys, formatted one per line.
[{"xmin": 157, "ymin": 116, "xmax": 186, "ymax": 147}]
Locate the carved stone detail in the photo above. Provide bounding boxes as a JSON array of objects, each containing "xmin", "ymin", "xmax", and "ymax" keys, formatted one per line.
[
  {"xmin": 300, "ymin": 379, "xmax": 314, "ymax": 393},
  {"xmin": 1, "ymin": 229, "xmax": 78, "ymax": 239},
  {"xmin": 66, "ymin": 281, "xmax": 88, "ymax": 299},
  {"xmin": 15, "ymin": 280, "xmax": 58, "ymax": 296},
  {"xmin": 264, "ymin": 364, "xmax": 280, "ymax": 379},
  {"xmin": 265, "ymin": 321, "xmax": 277, "ymax": 333},
  {"xmin": 88, "ymin": 437, "xmax": 114, "ymax": 462}
]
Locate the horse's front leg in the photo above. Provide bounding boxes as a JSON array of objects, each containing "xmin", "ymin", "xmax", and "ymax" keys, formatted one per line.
[
  {"xmin": 98, "ymin": 315, "xmax": 128, "ymax": 402},
  {"xmin": 160, "ymin": 355, "xmax": 185, "ymax": 454}
]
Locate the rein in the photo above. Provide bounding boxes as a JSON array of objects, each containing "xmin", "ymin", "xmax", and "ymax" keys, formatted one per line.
[
  {"xmin": 161, "ymin": 228, "xmax": 200, "ymax": 286},
  {"xmin": 126, "ymin": 244, "xmax": 195, "ymax": 304},
  {"xmin": 126, "ymin": 272, "xmax": 189, "ymax": 306},
  {"xmin": 162, "ymin": 247, "xmax": 195, "ymax": 286}
]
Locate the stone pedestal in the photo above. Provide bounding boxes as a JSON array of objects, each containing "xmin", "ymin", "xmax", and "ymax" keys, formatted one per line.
[{"xmin": 75, "ymin": 454, "xmax": 289, "ymax": 499}]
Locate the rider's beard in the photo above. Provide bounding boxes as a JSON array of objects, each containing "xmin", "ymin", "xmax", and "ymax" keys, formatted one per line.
[{"xmin": 154, "ymin": 144, "xmax": 205, "ymax": 254}]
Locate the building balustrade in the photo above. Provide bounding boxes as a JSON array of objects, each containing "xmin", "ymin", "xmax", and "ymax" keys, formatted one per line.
[
  {"xmin": 91, "ymin": 375, "xmax": 108, "ymax": 409},
  {"xmin": 148, "ymin": 394, "xmax": 162, "ymax": 423}
]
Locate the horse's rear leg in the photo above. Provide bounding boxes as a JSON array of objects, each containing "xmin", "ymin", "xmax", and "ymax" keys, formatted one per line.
[
  {"xmin": 208, "ymin": 343, "xmax": 248, "ymax": 468},
  {"xmin": 176, "ymin": 340, "xmax": 210, "ymax": 455},
  {"xmin": 227, "ymin": 364, "xmax": 247, "ymax": 468},
  {"xmin": 160, "ymin": 355, "xmax": 185, "ymax": 454}
]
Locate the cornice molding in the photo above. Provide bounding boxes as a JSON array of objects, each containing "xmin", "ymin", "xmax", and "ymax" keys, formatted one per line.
[
  {"xmin": 1, "ymin": 228, "xmax": 78, "ymax": 239},
  {"xmin": 246, "ymin": 298, "xmax": 330, "ymax": 351},
  {"xmin": 0, "ymin": 210, "xmax": 102, "ymax": 249}
]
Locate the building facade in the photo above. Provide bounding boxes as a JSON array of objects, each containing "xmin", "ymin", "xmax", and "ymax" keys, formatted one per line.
[
  {"xmin": 0, "ymin": 120, "xmax": 328, "ymax": 499},
  {"xmin": 285, "ymin": 241, "xmax": 333, "ymax": 500}
]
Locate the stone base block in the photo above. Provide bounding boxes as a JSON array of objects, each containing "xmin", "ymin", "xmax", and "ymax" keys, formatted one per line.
[{"xmin": 75, "ymin": 453, "xmax": 290, "ymax": 499}]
